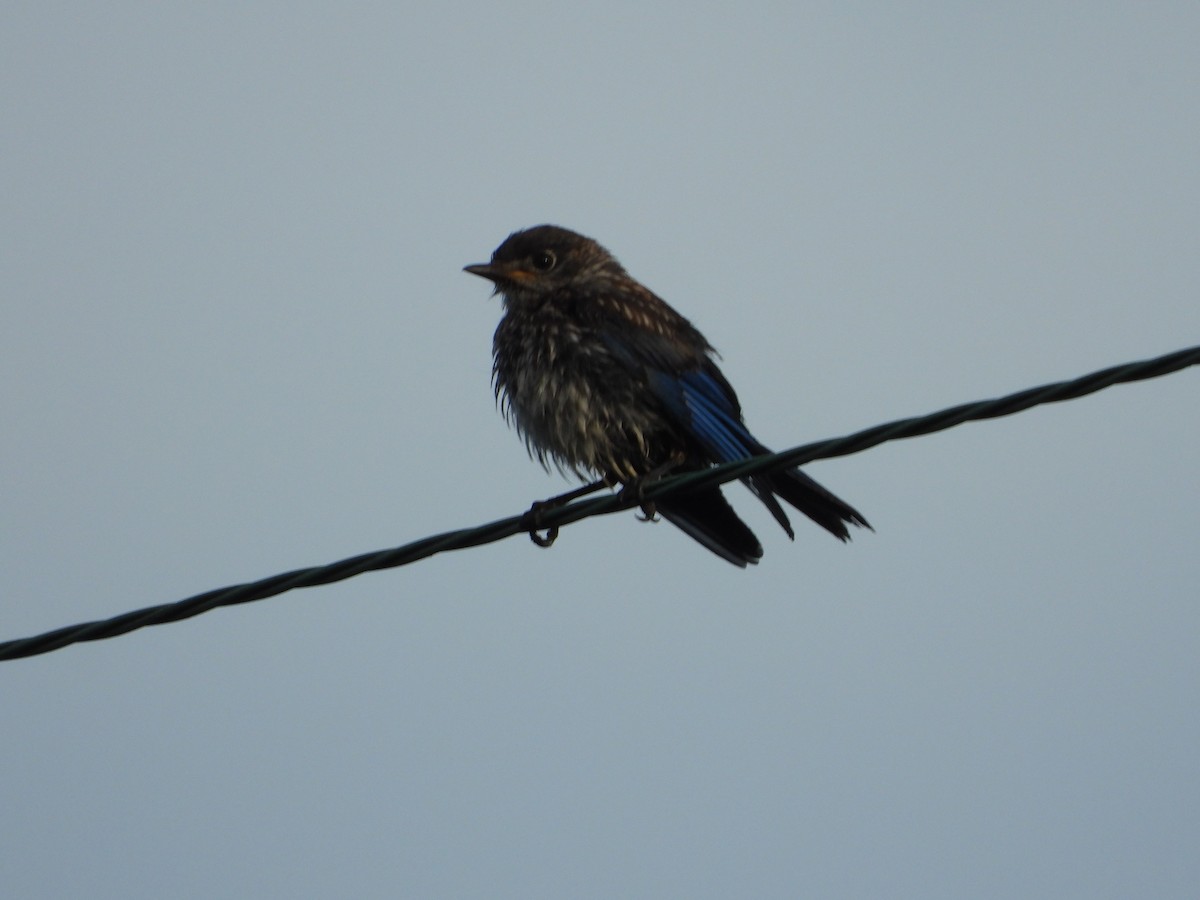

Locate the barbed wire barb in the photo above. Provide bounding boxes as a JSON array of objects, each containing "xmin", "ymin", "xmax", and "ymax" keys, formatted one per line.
[{"xmin": 2, "ymin": 343, "xmax": 1197, "ymax": 662}]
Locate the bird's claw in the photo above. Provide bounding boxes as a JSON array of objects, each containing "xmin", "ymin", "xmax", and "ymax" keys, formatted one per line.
[
  {"xmin": 619, "ymin": 453, "xmax": 681, "ymax": 522},
  {"xmin": 521, "ymin": 479, "xmax": 606, "ymax": 548},
  {"xmin": 617, "ymin": 481, "xmax": 658, "ymax": 522},
  {"xmin": 521, "ymin": 501, "xmax": 560, "ymax": 549},
  {"xmin": 530, "ymin": 526, "xmax": 559, "ymax": 548}
]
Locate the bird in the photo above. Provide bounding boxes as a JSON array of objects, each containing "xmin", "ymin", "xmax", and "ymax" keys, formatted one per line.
[{"xmin": 464, "ymin": 224, "xmax": 870, "ymax": 566}]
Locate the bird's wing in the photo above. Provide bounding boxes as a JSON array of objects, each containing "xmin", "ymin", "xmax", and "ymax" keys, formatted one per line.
[
  {"xmin": 599, "ymin": 327, "xmax": 797, "ymax": 538},
  {"xmin": 597, "ymin": 304, "xmax": 869, "ymax": 543}
]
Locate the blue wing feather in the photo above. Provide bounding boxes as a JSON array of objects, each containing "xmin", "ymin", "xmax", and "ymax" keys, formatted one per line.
[
  {"xmin": 647, "ymin": 368, "xmax": 754, "ymax": 462},
  {"xmin": 601, "ymin": 326, "xmax": 762, "ymax": 464},
  {"xmin": 647, "ymin": 368, "xmax": 797, "ymax": 539}
]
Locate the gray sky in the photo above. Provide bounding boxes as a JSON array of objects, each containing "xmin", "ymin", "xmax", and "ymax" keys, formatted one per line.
[{"xmin": 4, "ymin": 4, "xmax": 1198, "ymax": 898}]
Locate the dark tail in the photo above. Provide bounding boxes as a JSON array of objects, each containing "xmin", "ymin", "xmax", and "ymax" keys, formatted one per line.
[
  {"xmin": 736, "ymin": 443, "xmax": 870, "ymax": 543},
  {"xmin": 657, "ymin": 487, "xmax": 763, "ymax": 567},
  {"xmin": 757, "ymin": 467, "xmax": 871, "ymax": 541}
]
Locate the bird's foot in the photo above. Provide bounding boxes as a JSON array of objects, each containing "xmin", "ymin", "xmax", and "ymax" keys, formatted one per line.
[
  {"xmin": 520, "ymin": 480, "xmax": 606, "ymax": 549},
  {"xmin": 619, "ymin": 454, "xmax": 685, "ymax": 523},
  {"xmin": 617, "ymin": 483, "xmax": 657, "ymax": 522},
  {"xmin": 522, "ymin": 500, "xmax": 560, "ymax": 548},
  {"xmin": 636, "ymin": 501, "xmax": 659, "ymax": 523}
]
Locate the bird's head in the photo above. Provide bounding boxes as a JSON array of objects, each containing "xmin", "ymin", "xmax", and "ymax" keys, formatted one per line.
[{"xmin": 464, "ymin": 225, "xmax": 624, "ymax": 304}]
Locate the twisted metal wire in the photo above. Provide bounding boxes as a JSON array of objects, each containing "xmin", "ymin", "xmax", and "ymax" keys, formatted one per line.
[{"xmin": 2, "ymin": 344, "xmax": 1197, "ymax": 662}]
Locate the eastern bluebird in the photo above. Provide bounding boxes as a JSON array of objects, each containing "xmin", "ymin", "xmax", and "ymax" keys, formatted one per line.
[{"xmin": 465, "ymin": 225, "xmax": 870, "ymax": 566}]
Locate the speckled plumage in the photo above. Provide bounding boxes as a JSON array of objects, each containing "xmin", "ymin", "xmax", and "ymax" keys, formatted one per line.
[{"xmin": 465, "ymin": 224, "xmax": 869, "ymax": 566}]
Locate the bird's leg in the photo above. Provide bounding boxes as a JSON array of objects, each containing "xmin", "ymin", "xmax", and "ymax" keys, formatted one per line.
[
  {"xmin": 619, "ymin": 453, "xmax": 686, "ymax": 523},
  {"xmin": 521, "ymin": 479, "xmax": 607, "ymax": 548}
]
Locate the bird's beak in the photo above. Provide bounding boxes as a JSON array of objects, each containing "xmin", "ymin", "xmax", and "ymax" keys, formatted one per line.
[
  {"xmin": 463, "ymin": 263, "xmax": 499, "ymax": 282},
  {"xmin": 464, "ymin": 262, "xmax": 535, "ymax": 285}
]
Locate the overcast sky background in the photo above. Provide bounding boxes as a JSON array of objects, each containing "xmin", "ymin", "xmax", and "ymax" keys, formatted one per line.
[{"xmin": 3, "ymin": 4, "xmax": 1199, "ymax": 898}]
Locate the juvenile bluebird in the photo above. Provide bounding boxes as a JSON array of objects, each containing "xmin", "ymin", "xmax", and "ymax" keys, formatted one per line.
[{"xmin": 465, "ymin": 225, "xmax": 870, "ymax": 566}]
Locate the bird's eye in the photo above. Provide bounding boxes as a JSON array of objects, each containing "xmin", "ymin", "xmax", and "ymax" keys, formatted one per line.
[{"xmin": 531, "ymin": 250, "xmax": 557, "ymax": 271}]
